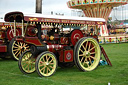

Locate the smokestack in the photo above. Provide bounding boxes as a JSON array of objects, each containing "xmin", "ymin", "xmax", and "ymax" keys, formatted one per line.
[
  {"xmin": 36, "ymin": 0, "xmax": 42, "ymax": 40},
  {"xmin": 36, "ymin": 0, "xmax": 42, "ymax": 13}
]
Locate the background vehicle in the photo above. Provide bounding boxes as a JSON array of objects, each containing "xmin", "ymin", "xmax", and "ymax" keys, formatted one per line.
[{"xmin": 4, "ymin": 11, "xmax": 111, "ymax": 77}]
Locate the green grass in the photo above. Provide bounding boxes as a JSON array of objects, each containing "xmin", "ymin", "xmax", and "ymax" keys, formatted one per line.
[{"xmin": 0, "ymin": 43, "xmax": 128, "ymax": 85}]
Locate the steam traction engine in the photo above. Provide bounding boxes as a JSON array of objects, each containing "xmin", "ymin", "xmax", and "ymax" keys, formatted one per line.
[{"xmin": 4, "ymin": 11, "xmax": 111, "ymax": 77}]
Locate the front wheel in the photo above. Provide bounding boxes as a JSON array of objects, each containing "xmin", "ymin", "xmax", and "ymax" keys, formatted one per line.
[
  {"xmin": 74, "ymin": 37, "xmax": 101, "ymax": 71},
  {"xmin": 18, "ymin": 50, "xmax": 36, "ymax": 74},
  {"xmin": 35, "ymin": 51, "xmax": 58, "ymax": 77}
]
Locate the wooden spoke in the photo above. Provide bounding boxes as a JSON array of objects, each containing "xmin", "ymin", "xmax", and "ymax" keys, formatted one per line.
[
  {"xmin": 39, "ymin": 61, "xmax": 45, "ymax": 66},
  {"xmin": 90, "ymin": 56, "xmax": 96, "ymax": 60},
  {"xmin": 40, "ymin": 66, "xmax": 46, "ymax": 72},
  {"xmin": 13, "ymin": 46, "xmax": 18, "ymax": 48},
  {"xmin": 14, "ymin": 43, "xmax": 19, "ymax": 47},
  {"xmin": 14, "ymin": 50, "xmax": 19, "ymax": 55},
  {"xmin": 83, "ymin": 57, "xmax": 87, "ymax": 65},
  {"xmin": 26, "ymin": 46, "xmax": 29, "ymax": 48},
  {"xmin": 46, "ymin": 67, "xmax": 48, "ymax": 75},
  {"xmin": 89, "ymin": 57, "xmax": 92, "ymax": 65},
  {"xmin": 13, "ymin": 49, "xmax": 19, "ymax": 52},
  {"xmin": 46, "ymin": 55, "xmax": 48, "ymax": 62},
  {"xmin": 23, "ymin": 43, "xmax": 27, "ymax": 47},
  {"xmin": 43, "ymin": 67, "xmax": 46, "ymax": 73},
  {"xmin": 80, "ymin": 49, "xmax": 84, "ymax": 53},
  {"xmin": 47, "ymin": 67, "xmax": 51, "ymax": 72},
  {"xmin": 40, "ymin": 63, "xmax": 45, "ymax": 67},
  {"xmin": 49, "ymin": 63, "xmax": 54, "ymax": 65},
  {"xmin": 49, "ymin": 59, "xmax": 53, "ymax": 63},
  {"xmin": 79, "ymin": 54, "xmax": 84, "ymax": 57},
  {"xmin": 80, "ymin": 57, "xmax": 84, "ymax": 62},
  {"xmin": 20, "ymin": 42, "xmax": 23, "ymax": 47},
  {"xmin": 30, "ymin": 64, "xmax": 33, "ymax": 70},
  {"xmin": 82, "ymin": 45, "xmax": 86, "ymax": 51},
  {"xmin": 86, "ymin": 41, "xmax": 88, "ymax": 49},
  {"xmin": 28, "ymin": 65, "xmax": 30, "ymax": 72},
  {"xmin": 49, "ymin": 66, "xmax": 54, "ymax": 69},
  {"xmin": 88, "ymin": 42, "xmax": 91, "ymax": 51},
  {"xmin": 90, "ymin": 52, "xmax": 96, "ymax": 54},
  {"xmin": 22, "ymin": 62, "xmax": 28, "ymax": 67},
  {"xmin": 16, "ymin": 50, "xmax": 21, "ymax": 57},
  {"xmin": 25, "ymin": 64, "xmax": 29, "ymax": 70},
  {"xmin": 47, "ymin": 56, "xmax": 51, "ymax": 62},
  {"xmin": 43, "ymin": 57, "xmax": 45, "ymax": 62},
  {"xmin": 89, "ymin": 46, "xmax": 96, "ymax": 52}
]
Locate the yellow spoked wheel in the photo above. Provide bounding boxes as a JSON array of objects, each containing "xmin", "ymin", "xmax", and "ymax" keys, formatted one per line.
[
  {"xmin": 18, "ymin": 50, "xmax": 36, "ymax": 74},
  {"xmin": 74, "ymin": 37, "xmax": 101, "ymax": 71},
  {"xmin": 35, "ymin": 51, "xmax": 57, "ymax": 77},
  {"xmin": 9, "ymin": 38, "xmax": 29, "ymax": 61}
]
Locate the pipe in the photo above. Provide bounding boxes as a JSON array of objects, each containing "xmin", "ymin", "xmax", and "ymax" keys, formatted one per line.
[
  {"xmin": 14, "ymin": 20, "xmax": 16, "ymax": 37},
  {"xmin": 22, "ymin": 19, "xmax": 24, "ymax": 37}
]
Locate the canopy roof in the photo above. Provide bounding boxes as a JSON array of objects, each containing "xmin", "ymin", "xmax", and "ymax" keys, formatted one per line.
[{"xmin": 4, "ymin": 11, "xmax": 105, "ymax": 25}]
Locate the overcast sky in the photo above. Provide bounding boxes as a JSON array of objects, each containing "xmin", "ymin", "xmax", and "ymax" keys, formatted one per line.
[{"xmin": 0, "ymin": 0, "xmax": 128, "ymax": 21}]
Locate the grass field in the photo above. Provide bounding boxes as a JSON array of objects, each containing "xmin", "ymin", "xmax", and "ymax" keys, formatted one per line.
[{"xmin": 0, "ymin": 43, "xmax": 128, "ymax": 85}]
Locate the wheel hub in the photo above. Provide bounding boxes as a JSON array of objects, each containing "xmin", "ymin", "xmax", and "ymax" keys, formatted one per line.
[
  {"xmin": 83, "ymin": 51, "xmax": 90, "ymax": 57},
  {"xmin": 45, "ymin": 62, "xmax": 49, "ymax": 66}
]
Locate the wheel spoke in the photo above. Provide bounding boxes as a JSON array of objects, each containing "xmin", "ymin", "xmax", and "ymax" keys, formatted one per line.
[
  {"xmin": 20, "ymin": 42, "xmax": 23, "ymax": 47},
  {"xmin": 82, "ymin": 45, "xmax": 86, "ymax": 51},
  {"xmin": 47, "ymin": 56, "xmax": 51, "ymax": 62},
  {"xmin": 16, "ymin": 50, "xmax": 21, "ymax": 57},
  {"xmin": 14, "ymin": 50, "xmax": 19, "ymax": 55},
  {"xmin": 46, "ymin": 55, "xmax": 49, "ymax": 62},
  {"xmin": 14, "ymin": 43, "xmax": 19, "ymax": 47},
  {"xmin": 43, "ymin": 57, "xmax": 45, "ymax": 62},
  {"xmin": 49, "ymin": 63, "xmax": 54, "ymax": 65},
  {"xmin": 90, "ymin": 52, "xmax": 96, "ymax": 55},
  {"xmin": 43, "ymin": 67, "xmax": 46, "ymax": 73},
  {"xmin": 40, "ymin": 66, "xmax": 46, "ymax": 72},
  {"xmin": 85, "ymin": 41, "xmax": 88, "ymax": 49},
  {"xmin": 13, "ymin": 49, "xmax": 19, "ymax": 52},
  {"xmin": 22, "ymin": 62, "xmax": 28, "ymax": 67},
  {"xmin": 28, "ymin": 65, "xmax": 30, "ymax": 72},
  {"xmin": 89, "ymin": 46, "xmax": 96, "ymax": 52},
  {"xmin": 25, "ymin": 64, "xmax": 29, "ymax": 70},
  {"xmin": 26, "ymin": 46, "xmax": 29, "ymax": 48},
  {"xmin": 39, "ymin": 61, "xmax": 45, "ymax": 66},
  {"xmin": 88, "ymin": 42, "xmax": 91, "ymax": 51},
  {"xmin": 90, "ymin": 56, "xmax": 96, "ymax": 60},
  {"xmin": 46, "ymin": 67, "xmax": 48, "ymax": 75},
  {"xmin": 80, "ymin": 57, "xmax": 84, "ymax": 62},
  {"xmin": 83, "ymin": 57, "xmax": 87, "ymax": 65},
  {"xmin": 79, "ymin": 54, "xmax": 84, "ymax": 57},
  {"xmin": 80, "ymin": 49, "xmax": 84, "ymax": 53},
  {"xmin": 49, "ymin": 66, "xmax": 54, "ymax": 69},
  {"xmin": 89, "ymin": 57, "xmax": 92, "ymax": 65},
  {"xmin": 47, "ymin": 67, "xmax": 51, "ymax": 72},
  {"xmin": 13, "ymin": 46, "xmax": 18, "ymax": 48},
  {"xmin": 49, "ymin": 59, "xmax": 53, "ymax": 63}
]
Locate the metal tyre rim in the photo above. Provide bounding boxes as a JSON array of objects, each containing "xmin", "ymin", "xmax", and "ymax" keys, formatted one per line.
[
  {"xmin": 19, "ymin": 50, "xmax": 35, "ymax": 74},
  {"xmin": 12, "ymin": 41, "xmax": 29, "ymax": 60},
  {"xmin": 36, "ymin": 51, "xmax": 57, "ymax": 77},
  {"xmin": 76, "ymin": 38, "xmax": 100, "ymax": 71}
]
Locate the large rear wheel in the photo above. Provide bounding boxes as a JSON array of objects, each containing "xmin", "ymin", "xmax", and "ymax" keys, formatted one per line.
[
  {"xmin": 74, "ymin": 37, "xmax": 101, "ymax": 71},
  {"xmin": 35, "ymin": 51, "xmax": 58, "ymax": 77},
  {"xmin": 18, "ymin": 50, "xmax": 36, "ymax": 74},
  {"xmin": 9, "ymin": 38, "xmax": 29, "ymax": 61}
]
